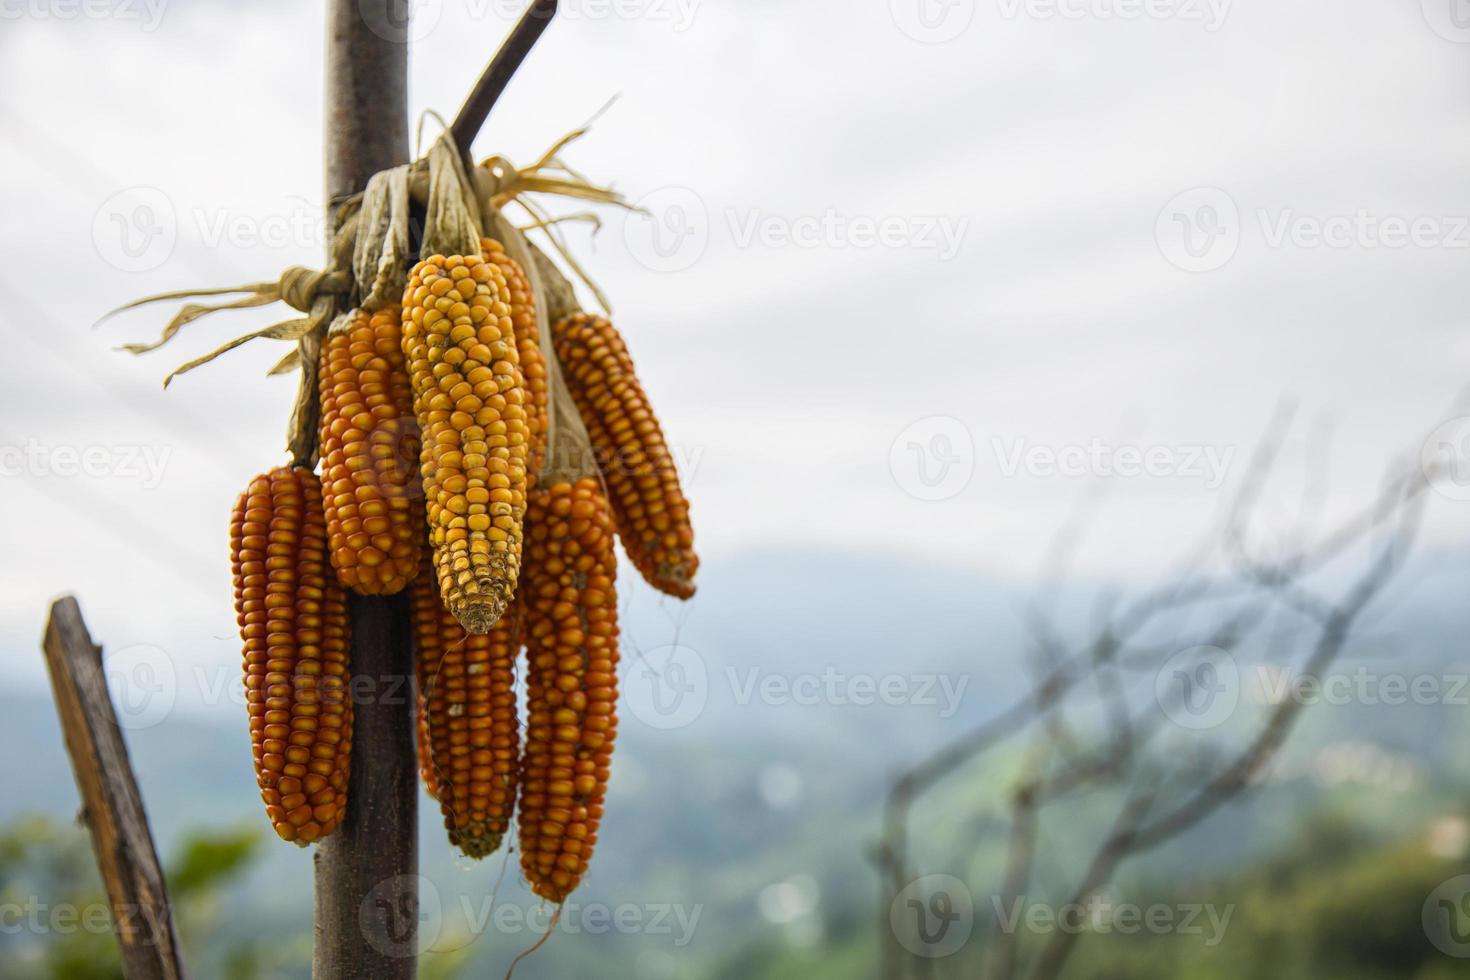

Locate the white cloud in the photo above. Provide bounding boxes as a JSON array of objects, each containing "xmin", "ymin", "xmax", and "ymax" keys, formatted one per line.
[{"xmin": 1, "ymin": 0, "xmax": 1468, "ymax": 687}]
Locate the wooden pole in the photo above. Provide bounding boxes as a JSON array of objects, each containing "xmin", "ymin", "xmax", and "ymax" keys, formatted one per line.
[
  {"xmin": 313, "ymin": 3, "xmax": 417, "ymax": 977},
  {"xmin": 323, "ymin": 0, "xmax": 411, "ymax": 204},
  {"xmin": 41, "ymin": 596, "xmax": 188, "ymax": 980}
]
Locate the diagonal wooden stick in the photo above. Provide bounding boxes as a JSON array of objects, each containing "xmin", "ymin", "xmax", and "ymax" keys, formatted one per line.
[
  {"xmin": 450, "ymin": 0, "xmax": 560, "ymax": 167},
  {"xmin": 42, "ymin": 596, "xmax": 188, "ymax": 980}
]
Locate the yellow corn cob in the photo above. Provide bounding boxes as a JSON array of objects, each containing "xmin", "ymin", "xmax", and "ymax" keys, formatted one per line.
[
  {"xmin": 552, "ymin": 313, "xmax": 698, "ymax": 598},
  {"xmin": 410, "ymin": 565, "xmax": 520, "ymax": 858},
  {"xmin": 401, "ymin": 254, "xmax": 530, "ymax": 634},
  {"xmin": 319, "ymin": 307, "xmax": 422, "ymax": 595},
  {"xmin": 230, "ymin": 467, "xmax": 353, "ymax": 845},
  {"xmin": 518, "ymin": 479, "xmax": 620, "ymax": 902},
  {"xmin": 482, "ymin": 238, "xmax": 549, "ymax": 479}
]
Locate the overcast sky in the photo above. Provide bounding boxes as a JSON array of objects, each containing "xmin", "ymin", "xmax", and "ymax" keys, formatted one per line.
[{"xmin": 4, "ymin": 0, "xmax": 1470, "ymax": 701}]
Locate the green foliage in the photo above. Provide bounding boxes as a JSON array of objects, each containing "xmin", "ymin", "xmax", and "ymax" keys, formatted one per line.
[
  {"xmin": 1059, "ymin": 810, "xmax": 1470, "ymax": 980},
  {"xmin": 6, "ymin": 802, "xmax": 1470, "ymax": 978},
  {"xmin": 166, "ymin": 826, "xmax": 262, "ymax": 900},
  {"xmin": 420, "ymin": 944, "xmax": 480, "ymax": 980},
  {"xmin": 0, "ymin": 815, "xmax": 122, "ymax": 980},
  {"xmin": 0, "ymin": 816, "xmax": 270, "ymax": 980}
]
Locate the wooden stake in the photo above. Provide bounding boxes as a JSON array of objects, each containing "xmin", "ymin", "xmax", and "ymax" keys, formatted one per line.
[
  {"xmin": 41, "ymin": 596, "xmax": 188, "ymax": 980},
  {"xmin": 313, "ymin": 3, "xmax": 417, "ymax": 977},
  {"xmin": 311, "ymin": 4, "xmax": 559, "ymax": 973}
]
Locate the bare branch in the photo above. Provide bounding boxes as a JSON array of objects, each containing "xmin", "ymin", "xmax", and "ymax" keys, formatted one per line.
[
  {"xmin": 1023, "ymin": 781, "xmax": 1162, "ymax": 980},
  {"xmin": 874, "ymin": 411, "xmax": 1435, "ymax": 980}
]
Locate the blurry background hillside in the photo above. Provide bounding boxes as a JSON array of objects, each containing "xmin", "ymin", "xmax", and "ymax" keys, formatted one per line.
[{"xmin": 5, "ymin": 0, "xmax": 1470, "ymax": 977}]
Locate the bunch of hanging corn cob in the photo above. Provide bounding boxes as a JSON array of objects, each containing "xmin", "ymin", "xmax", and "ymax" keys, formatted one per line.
[
  {"xmin": 121, "ymin": 126, "xmax": 692, "ymax": 903},
  {"xmin": 269, "ymin": 251, "xmax": 689, "ymax": 890},
  {"xmin": 233, "ymin": 238, "xmax": 693, "ymax": 893}
]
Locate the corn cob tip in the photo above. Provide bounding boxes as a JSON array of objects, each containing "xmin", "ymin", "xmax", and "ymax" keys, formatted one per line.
[
  {"xmin": 444, "ymin": 549, "xmax": 517, "ymax": 634},
  {"xmin": 661, "ymin": 564, "xmax": 697, "ymax": 600},
  {"xmin": 449, "ymin": 828, "xmax": 504, "ymax": 860},
  {"xmin": 532, "ymin": 882, "xmax": 574, "ymax": 904},
  {"xmin": 452, "ymin": 598, "xmax": 505, "ymax": 635}
]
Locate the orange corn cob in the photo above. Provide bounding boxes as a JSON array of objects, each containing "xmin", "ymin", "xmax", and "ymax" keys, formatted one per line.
[
  {"xmin": 401, "ymin": 254, "xmax": 530, "ymax": 634},
  {"xmin": 319, "ymin": 306, "xmax": 422, "ymax": 595},
  {"xmin": 416, "ymin": 685, "xmax": 440, "ymax": 802},
  {"xmin": 518, "ymin": 478, "xmax": 620, "ymax": 902},
  {"xmin": 482, "ymin": 238, "xmax": 548, "ymax": 478},
  {"xmin": 552, "ymin": 313, "xmax": 697, "ymax": 598},
  {"xmin": 411, "ymin": 565, "xmax": 521, "ymax": 858},
  {"xmin": 231, "ymin": 466, "xmax": 353, "ymax": 845}
]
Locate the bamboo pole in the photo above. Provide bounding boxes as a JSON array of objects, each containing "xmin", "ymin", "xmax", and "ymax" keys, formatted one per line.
[{"xmin": 312, "ymin": 3, "xmax": 417, "ymax": 977}]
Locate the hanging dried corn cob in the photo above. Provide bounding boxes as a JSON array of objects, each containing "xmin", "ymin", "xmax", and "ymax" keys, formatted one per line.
[
  {"xmin": 518, "ymin": 477, "xmax": 620, "ymax": 903},
  {"xmin": 552, "ymin": 312, "xmax": 698, "ymax": 598},
  {"xmin": 415, "ymin": 686, "xmax": 441, "ymax": 803},
  {"xmin": 483, "ymin": 237, "xmax": 549, "ymax": 478},
  {"xmin": 410, "ymin": 565, "xmax": 521, "ymax": 857},
  {"xmin": 413, "ymin": 579, "xmax": 447, "ymax": 803},
  {"xmin": 318, "ymin": 307, "xmax": 422, "ymax": 595},
  {"xmin": 230, "ymin": 466, "xmax": 353, "ymax": 845},
  {"xmin": 401, "ymin": 253, "xmax": 531, "ymax": 634},
  {"xmin": 115, "ymin": 110, "xmax": 688, "ymax": 894}
]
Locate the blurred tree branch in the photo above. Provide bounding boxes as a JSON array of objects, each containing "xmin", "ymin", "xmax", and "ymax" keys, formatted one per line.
[{"xmin": 872, "ymin": 407, "xmax": 1433, "ymax": 980}]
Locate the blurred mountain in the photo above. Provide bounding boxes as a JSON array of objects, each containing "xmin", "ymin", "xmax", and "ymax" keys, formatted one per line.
[{"xmin": 5, "ymin": 547, "xmax": 1470, "ymax": 977}]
